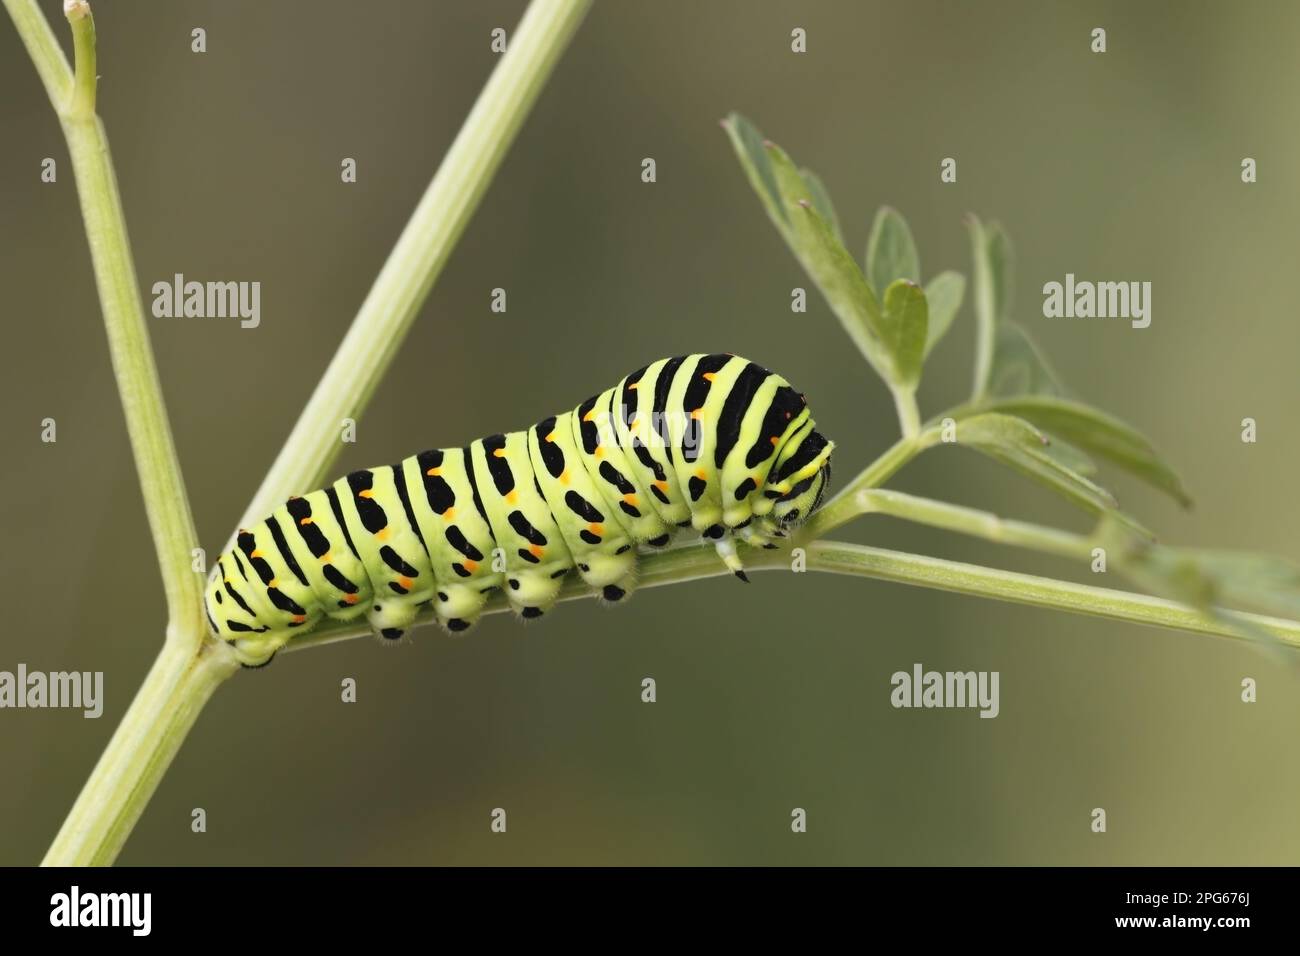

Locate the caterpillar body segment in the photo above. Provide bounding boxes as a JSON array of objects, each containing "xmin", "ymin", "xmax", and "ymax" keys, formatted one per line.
[{"xmin": 205, "ymin": 354, "xmax": 835, "ymax": 667}]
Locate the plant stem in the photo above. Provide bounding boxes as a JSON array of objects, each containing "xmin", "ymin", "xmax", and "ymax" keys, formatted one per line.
[
  {"xmin": 857, "ymin": 488, "xmax": 1090, "ymax": 560},
  {"xmin": 41, "ymin": 641, "xmax": 237, "ymax": 866},
  {"xmin": 2, "ymin": 0, "xmax": 71, "ymax": 107},
  {"xmin": 807, "ymin": 541, "xmax": 1300, "ymax": 647},
  {"xmin": 232, "ymin": 0, "xmax": 594, "ymax": 537},
  {"xmin": 287, "ymin": 536, "xmax": 1300, "ymax": 654},
  {"xmin": 891, "ymin": 386, "xmax": 921, "ymax": 439},
  {"xmin": 802, "ymin": 426, "xmax": 940, "ymax": 540},
  {"xmin": 7, "ymin": 0, "xmax": 208, "ymax": 635}
]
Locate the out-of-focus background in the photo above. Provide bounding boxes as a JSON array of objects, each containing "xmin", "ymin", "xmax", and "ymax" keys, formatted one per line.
[{"xmin": 2, "ymin": 0, "xmax": 1297, "ymax": 865}]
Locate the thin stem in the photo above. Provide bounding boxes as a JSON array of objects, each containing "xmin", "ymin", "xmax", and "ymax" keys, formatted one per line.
[
  {"xmin": 2, "ymin": 0, "xmax": 72, "ymax": 107},
  {"xmin": 801, "ymin": 425, "xmax": 941, "ymax": 541},
  {"xmin": 42, "ymin": 641, "xmax": 237, "ymax": 866},
  {"xmin": 287, "ymin": 537, "xmax": 1300, "ymax": 654},
  {"xmin": 891, "ymin": 385, "xmax": 921, "ymax": 440},
  {"xmin": 65, "ymin": 0, "xmax": 94, "ymax": 117},
  {"xmin": 8, "ymin": 0, "xmax": 206, "ymax": 636},
  {"xmin": 232, "ymin": 0, "xmax": 594, "ymax": 537},
  {"xmin": 857, "ymin": 488, "xmax": 1090, "ymax": 560},
  {"xmin": 808, "ymin": 541, "xmax": 1300, "ymax": 648}
]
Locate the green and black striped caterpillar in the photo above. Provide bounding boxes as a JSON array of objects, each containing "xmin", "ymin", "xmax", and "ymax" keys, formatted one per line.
[{"xmin": 207, "ymin": 353, "xmax": 834, "ymax": 667}]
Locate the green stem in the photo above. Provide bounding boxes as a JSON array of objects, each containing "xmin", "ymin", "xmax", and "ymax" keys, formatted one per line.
[
  {"xmin": 288, "ymin": 537, "xmax": 1300, "ymax": 654},
  {"xmin": 2, "ymin": 0, "xmax": 72, "ymax": 107},
  {"xmin": 891, "ymin": 385, "xmax": 921, "ymax": 440},
  {"xmin": 801, "ymin": 425, "xmax": 940, "ymax": 540},
  {"xmin": 231, "ymin": 0, "xmax": 594, "ymax": 537},
  {"xmin": 857, "ymin": 488, "xmax": 1090, "ymax": 560},
  {"xmin": 15, "ymin": 0, "xmax": 208, "ymax": 636},
  {"xmin": 808, "ymin": 541, "xmax": 1300, "ymax": 647},
  {"xmin": 41, "ymin": 641, "xmax": 237, "ymax": 866}
]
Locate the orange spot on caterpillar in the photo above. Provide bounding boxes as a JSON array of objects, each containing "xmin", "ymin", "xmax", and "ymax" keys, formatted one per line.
[
  {"xmin": 320, "ymin": 553, "xmax": 332, "ymax": 563},
  {"xmin": 375, "ymin": 528, "xmax": 390, "ymax": 541},
  {"xmin": 442, "ymin": 507, "xmax": 455, "ymax": 520},
  {"xmin": 622, "ymin": 493, "xmax": 638, "ymax": 506},
  {"xmin": 529, "ymin": 544, "xmax": 544, "ymax": 558},
  {"xmin": 559, "ymin": 469, "xmax": 570, "ymax": 485},
  {"xmin": 268, "ymin": 579, "xmax": 278, "ymax": 588},
  {"xmin": 398, "ymin": 576, "xmax": 414, "ymax": 590},
  {"xmin": 299, "ymin": 516, "xmax": 314, "ymax": 526},
  {"xmin": 627, "ymin": 382, "xmax": 639, "ymax": 389},
  {"xmin": 426, "ymin": 467, "xmax": 442, "ymax": 476},
  {"xmin": 343, "ymin": 594, "xmax": 360, "ymax": 605},
  {"xmin": 292, "ymin": 615, "xmax": 306, "ymax": 624},
  {"xmin": 587, "ymin": 523, "xmax": 603, "ymax": 536},
  {"xmin": 695, "ymin": 469, "xmax": 707, "ymax": 480},
  {"xmin": 358, "ymin": 489, "xmax": 374, "ymax": 499},
  {"xmin": 653, "ymin": 480, "xmax": 669, "ymax": 492},
  {"xmin": 690, "ymin": 408, "xmax": 703, "ymax": 420},
  {"xmin": 493, "ymin": 448, "xmax": 506, "ymax": 458},
  {"xmin": 250, "ymin": 549, "xmax": 264, "ymax": 559},
  {"xmin": 594, "ymin": 446, "xmax": 605, "ymax": 459},
  {"xmin": 545, "ymin": 431, "xmax": 556, "ymax": 442},
  {"xmin": 582, "ymin": 409, "xmax": 598, "ymax": 422},
  {"xmin": 505, "ymin": 490, "xmax": 518, "ymax": 504},
  {"xmin": 702, "ymin": 372, "xmax": 716, "ymax": 382},
  {"xmin": 463, "ymin": 559, "xmax": 479, "ymax": 573},
  {"xmin": 770, "ymin": 436, "xmax": 779, "ymax": 446}
]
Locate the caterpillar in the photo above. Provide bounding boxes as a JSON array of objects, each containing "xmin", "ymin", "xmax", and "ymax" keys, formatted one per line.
[{"xmin": 206, "ymin": 353, "xmax": 834, "ymax": 667}]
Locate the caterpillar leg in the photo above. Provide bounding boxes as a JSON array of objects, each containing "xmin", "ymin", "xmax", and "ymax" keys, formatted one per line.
[
  {"xmin": 570, "ymin": 548, "xmax": 638, "ymax": 606},
  {"xmin": 504, "ymin": 569, "xmax": 566, "ymax": 621},
  {"xmin": 432, "ymin": 582, "xmax": 491, "ymax": 634},
  {"xmin": 365, "ymin": 600, "xmax": 420, "ymax": 643},
  {"xmin": 712, "ymin": 535, "xmax": 750, "ymax": 583}
]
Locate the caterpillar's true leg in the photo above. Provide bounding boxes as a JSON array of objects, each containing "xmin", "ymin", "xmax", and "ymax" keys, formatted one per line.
[{"xmin": 712, "ymin": 534, "xmax": 750, "ymax": 583}]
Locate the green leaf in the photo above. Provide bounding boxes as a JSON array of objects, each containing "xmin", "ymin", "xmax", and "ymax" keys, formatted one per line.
[
  {"xmin": 1039, "ymin": 434, "xmax": 1097, "ymax": 477},
  {"xmin": 865, "ymin": 207, "xmax": 920, "ymax": 296},
  {"xmin": 955, "ymin": 413, "xmax": 1119, "ymax": 515},
  {"xmin": 1175, "ymin": 549, "xmax": 1300, "ymax": 619},
  {"xmin": 968, "ymin": 215, "xmax": 1014, "ymax": 398},
  {"xmin": 922, "ymin": 270, "xmax": 965, "ymax": 356},
  {"xmin": 879, "ymin": 279, "xmax": 928, "ymax": 388},
  {"xmin": 726, "ymin": 121, "xmax": 897, "ymax": 385},
  {"xmin": 800, "ymin": 167, "xmax": 842, "ymax": 244},
  {"xmin": 986, "ymin": 321, "xmax": 1065, "ymax": 398},
  {"xmin": 986, "ymin": 222, "xmax": 1013, "ymax": 323},
  {"xmin": 1097, "ymin": 518, "xmax": 1300, "ymax": 648},
  {"xmin": 979, "ymin": 395, "xmax": 1192, "ymax": 508},
  {"xmin": 722, "ymin": 113, "xmax": 787, "ymax": 230}
]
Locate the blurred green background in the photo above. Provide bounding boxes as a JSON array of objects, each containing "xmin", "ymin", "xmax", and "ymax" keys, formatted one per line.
[{"xmin": 2, "ymin": 0, "xmax": 1298, "ymax": 865}]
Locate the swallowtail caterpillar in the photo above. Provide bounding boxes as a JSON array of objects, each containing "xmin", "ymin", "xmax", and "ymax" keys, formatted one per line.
[{"xmin": 207, "ymin": 354, "xmax": 834, "ymax": 667}]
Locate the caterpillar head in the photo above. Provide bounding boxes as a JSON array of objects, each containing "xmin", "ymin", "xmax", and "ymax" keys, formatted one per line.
[{"xmin": 765, "ymin": 427, "xmax": 834, "ymax": 527}]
